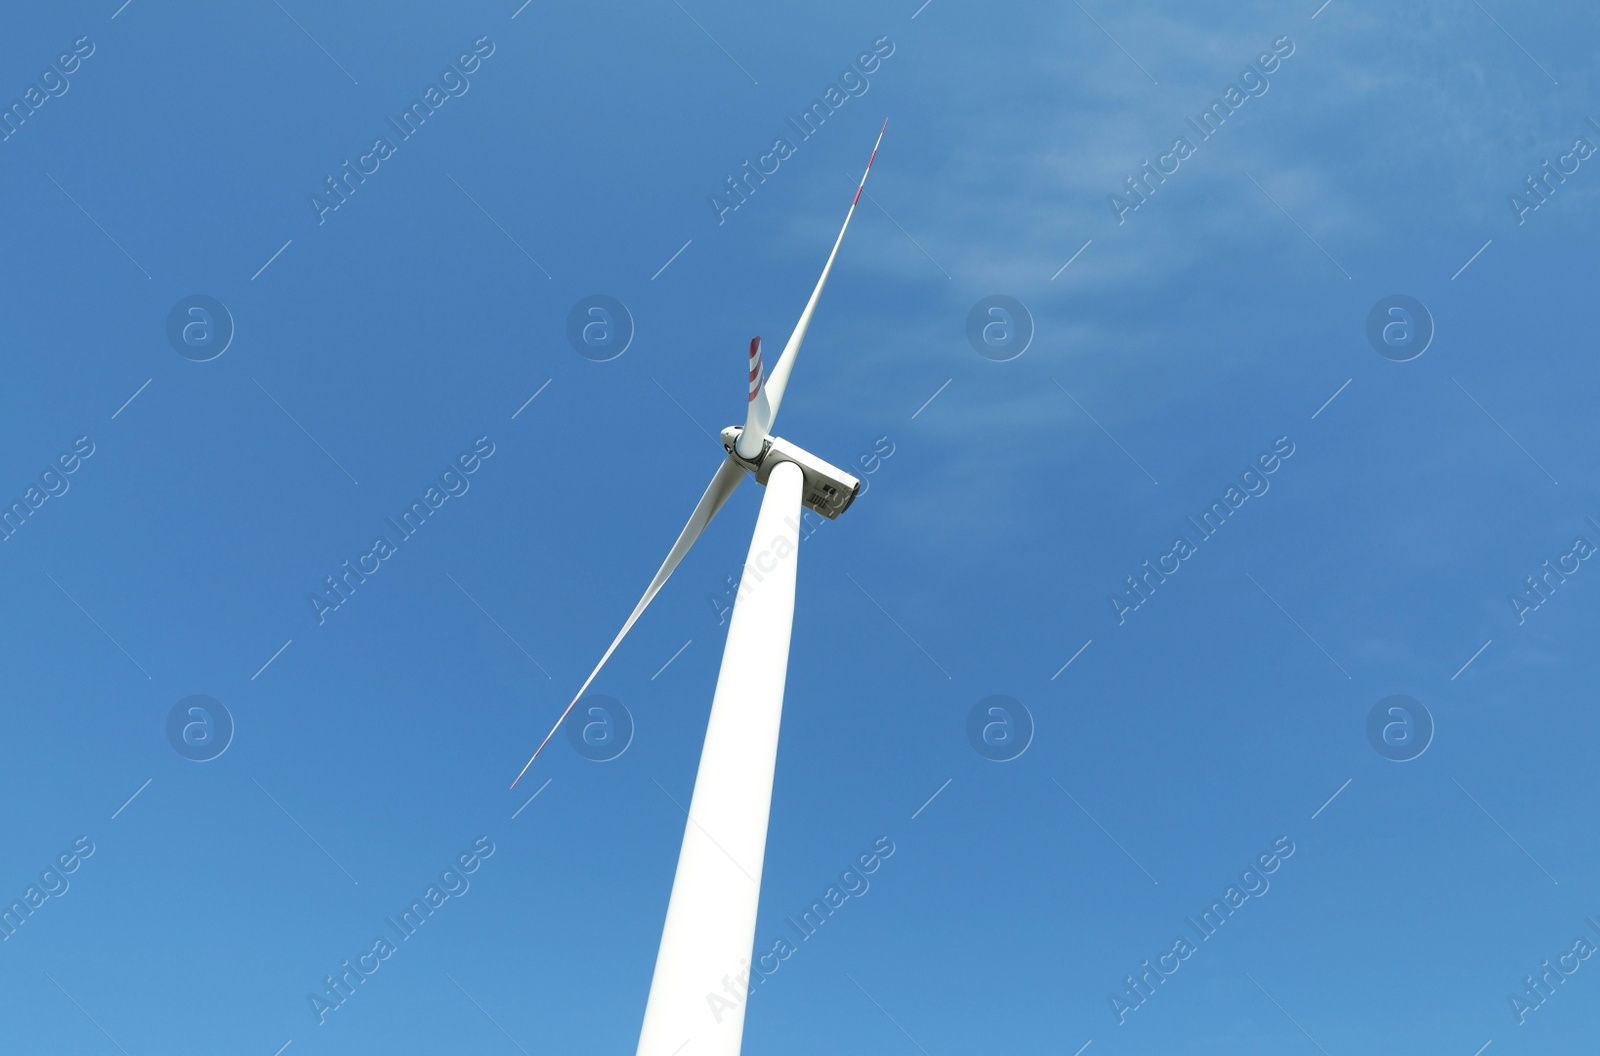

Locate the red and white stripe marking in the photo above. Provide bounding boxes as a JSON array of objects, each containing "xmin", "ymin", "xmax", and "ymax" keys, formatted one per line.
[
  {"xmin": 748, "ymin": 336, "xmax": 764, "ymax": 403},
  {"xmin": 852, "ymin": 119, "xmax": 889, "ymax": 206}
]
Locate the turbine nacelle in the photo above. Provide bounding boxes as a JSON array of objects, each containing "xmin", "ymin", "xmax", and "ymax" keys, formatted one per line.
[{"xmin": 719, "ymin": 426, "xmax": 860, "ymax": 521}]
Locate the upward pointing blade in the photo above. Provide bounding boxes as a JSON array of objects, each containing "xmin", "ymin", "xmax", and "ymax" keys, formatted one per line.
[
  {"xmin": 761, "ymin": 119, "xmax": 887, "ymax": 433},
  {"xmin": 510, "ymin": 455, "xmax": 747, "ymax": 788},
  {"xmin": 736, "ymin": 336, "xmax": 771, "ymax": 459}
]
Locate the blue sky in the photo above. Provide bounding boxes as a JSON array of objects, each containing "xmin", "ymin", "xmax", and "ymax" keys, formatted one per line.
[{"xmin": 3, "ymin": 0, "xmax": 1599, "ymax": 1053}]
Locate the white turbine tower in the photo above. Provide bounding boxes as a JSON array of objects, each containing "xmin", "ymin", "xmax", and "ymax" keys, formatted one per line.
[{"xmin": 511, "ymin": 122, "xmax": 888, "ymax": 1055}]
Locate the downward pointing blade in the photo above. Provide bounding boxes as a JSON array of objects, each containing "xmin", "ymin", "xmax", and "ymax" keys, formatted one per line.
[
  {"xmin": 510, "ymin": 455, "xmax": 747, "ymax": 788},
  {"xmin": 761, "ymin": 119, "xmax": 886, "ymax": 433}
]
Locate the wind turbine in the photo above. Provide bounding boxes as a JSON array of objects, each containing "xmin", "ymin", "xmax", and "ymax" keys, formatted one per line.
[{"xmin": 510, "ymin": 121, "xmax": 887, "ymax": 1055}]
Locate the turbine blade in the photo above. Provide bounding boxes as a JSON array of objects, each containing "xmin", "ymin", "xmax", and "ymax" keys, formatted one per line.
[
  {"xmin": 736, "ymin": 336, "xmax": 772, "ymax": 459},
  {"xmin": 511, "ymin": 455, "xmax": 747, "ymax": 787},
  {"xmin": 762, "ymin": 119, "xmax": 886, "ymax": 431}
]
